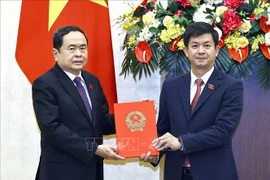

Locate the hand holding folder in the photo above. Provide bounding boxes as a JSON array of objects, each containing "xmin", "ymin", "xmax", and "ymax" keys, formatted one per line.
[{"xmin": 114, "ymin": 100, "xmax": 159, "ymax": 158}]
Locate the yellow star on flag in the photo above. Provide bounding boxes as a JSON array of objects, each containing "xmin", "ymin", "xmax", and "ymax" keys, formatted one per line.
[{"xmin": 48, "ymin": 0, "xmax": 107, "ymax": 30}]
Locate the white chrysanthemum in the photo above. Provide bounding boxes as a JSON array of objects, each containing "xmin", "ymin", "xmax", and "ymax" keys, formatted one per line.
[
  {"xmin": 216, "ymin": 0, "xmax": 223, "ymax": 4},
  {"xmin": 193, "ymin": 3, "xmax": 215, "ymax": 24},
  {"xmin": 204, "ymin": 0, "xmax": 223, "ymax": 5},
  {"xmin": 151, "ymin": 19, "xmax": 160, "ymax": 28},
  {"xmin": 265, "ymin": 32, "xmax": 270, "ymax": 46},
  {"xmin": 137, "ymin": 27, "xmax": 153, "ymax": 42},
  {"xmin": 267, "ymin": 9, "xmax": 270, "ymax": 25},
  {"xmin": 215, "ymin": 16, "xmax": 221, "ymax": 23}
]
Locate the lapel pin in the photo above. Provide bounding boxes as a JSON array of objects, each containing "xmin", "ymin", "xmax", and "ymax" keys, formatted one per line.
[
  {"xmin": 89, "ymin": 84, "xmax": 93, "ymax": 90},
  {"xmin": 208, "ymin": 84, "xmax": 214, "ymax": 90}
]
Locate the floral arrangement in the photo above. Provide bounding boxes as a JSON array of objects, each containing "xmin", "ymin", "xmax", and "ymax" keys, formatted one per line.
[{"xmin": 115, "ymin": 0, "xmax": 270, "ymax": 91}]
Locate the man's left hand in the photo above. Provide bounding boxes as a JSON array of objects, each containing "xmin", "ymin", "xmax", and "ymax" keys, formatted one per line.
[{"xmin": 152, "ymin": 132, "xmax": 181, "ymax": 151}]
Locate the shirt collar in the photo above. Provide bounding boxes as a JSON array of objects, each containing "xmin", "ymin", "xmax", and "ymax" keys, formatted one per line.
[
  {"xmin": 190, "ymin": 66, "xmax": 214, "ymax": 88},
  {"xmin": 63, "ymin": 70, "xmax": 84, "ymax": 82}
]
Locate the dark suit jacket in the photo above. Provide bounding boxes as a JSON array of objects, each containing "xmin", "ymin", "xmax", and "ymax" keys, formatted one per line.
[
  {"xmin": 156, "ymin": 69, "xmax": 243, "ymax": 180},
  {"xmin": 33, "ymin": 64, "xmax": 115, "ymax": 180}
]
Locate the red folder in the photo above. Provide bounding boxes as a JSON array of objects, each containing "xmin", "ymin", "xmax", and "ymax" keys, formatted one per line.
[{"xmin": 114, "ymin": 101, "xmax": 159, "ymax": 158}]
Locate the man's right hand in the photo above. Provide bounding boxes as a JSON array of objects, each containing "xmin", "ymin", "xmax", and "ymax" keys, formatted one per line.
[
  {"xmin": 95, "ymin": 144, "xmax": 125, "ymax": 160},
  {"xmin": 139, "ymin": 151, "xmax": 158, "ymax": 163}
]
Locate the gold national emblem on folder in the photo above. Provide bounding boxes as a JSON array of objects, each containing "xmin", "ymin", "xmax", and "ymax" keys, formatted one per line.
[
  {"xmin": 125, "ymin": 111, "xmax": 146, "ymax": 132},
  {"xmin": 114, "ymin": 101, "xmax": 159, "ymax": 158}
]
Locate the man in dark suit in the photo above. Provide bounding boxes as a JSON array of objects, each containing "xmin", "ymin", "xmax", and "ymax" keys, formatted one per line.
[
  {"xmin": 33, "ymin": 25, "xmax": 124, "ymax": 180},
  {"xmin": 140, "ymin": 22, "xmax": 243, "ymax": 180}
]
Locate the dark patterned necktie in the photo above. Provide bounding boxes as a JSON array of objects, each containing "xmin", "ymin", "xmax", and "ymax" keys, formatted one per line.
[{"xmin": 73, "ymin": 77, "xmax": 92, "ymax": 119}]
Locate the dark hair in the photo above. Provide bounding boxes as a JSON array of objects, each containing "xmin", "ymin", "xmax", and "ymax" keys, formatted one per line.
[
  {"xmin": 183, "ymin": 22, "xmax": 219, "ymax": 47},
  {"xmin": 53, "ymin": 25, "xmax": 88, "ymax": 51}
]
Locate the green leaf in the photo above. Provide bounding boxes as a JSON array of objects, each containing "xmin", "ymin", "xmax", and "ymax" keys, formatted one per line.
[
  {"xmin": 149, "ymin": 27, "xmax": 157, "ymax": 33},
  {"xmin": 226, "ymin": 55, "xmax": 255, "ymax": 81},
  {"xmin": 253, "ymin": 51, "xmax": 270, "ymax": 91},
  {"xmin": 160, "ymin": 49, "xmax": 191, "ymax": 78},
  {"xmin": 261, "ymin": 11, "xmax": 268, "ymax": 18},
  {"xmin": 215, "ymin": 47, "xmax": 232, "ymax": 73},
  {"xmin": 156, "ymin": 2, "xmax": 165, "ymax": 11},
  {"xmin": 133, "ymin": 7, "xmax": 146, "ymax": 17},
  {"xmin": 146, "ymin": 2, "xmax": 155, "ymax": 10},
  {"xmin": 151, "ymin": 42, "xmax": 166, "ymax": 65},
  {"xmin": 254, "ymin": 0, "xmax": 259, "ymax": 6},
  {"xmin": 249, "ymin": 0, "xmax": 254, "ymax": 7},
  {"xmin": 136, "ymin": 21, "xmax": 144, "ymax": 27},
  {"xmin": 250, "ymin": 20, "xmax": 260, "ymax": 34},
  {"xmin": 205, "ymin": 7, "xmax": 213, "ymax": 13},
  {"xmin": 120, "ymin": 49, "xmax": 135, "ymax": 79},
  {"xmin": 167, "ymin": 0, "xmax": 178, "ymax": 13},
  {"xmin": 127, "ymin": 27, "xmax": 137, "ymax": 36}
]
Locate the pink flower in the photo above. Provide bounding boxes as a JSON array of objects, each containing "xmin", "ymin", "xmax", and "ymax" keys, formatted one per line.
[
  {"xmin": 174, "ymin": 10, "xmax": 182, "ymax": 17},
  {"xmin": 175, "ymin": 0, "xmax": 191, "ymax": 8},
  {"xmin": 222, "ymin": 10, "xmax": 242, "ymax": 35},
  {"xmin": 250, "ymin": 14, "xmax": 256, "ymax": 22},
  {"xmin": 224, "ymin": 0, "xmax": 244, "ymax": 9},
  {"xmin": 174, "ymin": 0, "xmax": 200, "ymax": 7}
]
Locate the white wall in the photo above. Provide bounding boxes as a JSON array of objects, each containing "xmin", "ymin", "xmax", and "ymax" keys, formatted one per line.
[{"xmin": 1, "ymin": 1, "xmax": 167, "ymax": 180}]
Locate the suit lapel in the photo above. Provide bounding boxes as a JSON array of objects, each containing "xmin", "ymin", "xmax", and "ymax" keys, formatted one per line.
[
  {"xmin": 179, "ymin": 74, "xmax": 191, "ymax": 119},
  {"xmin": 192, "ymin": 69, "xmax": 222, "ymax": 114},
  {"xmin": 53, "ymin": 64, "xmax": 93, "ymax": 125}
]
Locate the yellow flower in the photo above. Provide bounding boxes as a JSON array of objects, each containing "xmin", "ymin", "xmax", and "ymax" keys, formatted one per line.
[
  {"xmin": 163, "ymin": 16, "xmax": 174, "ymax": 27},
  {"xmin": 225, "ymin": 31, "xmax": 241, "ymax": 49},
  {"xmin": 168, "ymin": 25, "xmax": 185, "ymax": 39},
  {"xmin": 216, "ymin": 6, "xmax": 228, "ymax": 16},
  {"xmin": 124, "ymin": 12, "xmax": 129, "ymax": 17},
  {"xmin": 160, "ymin": 24, "xmax": 185, "ymax": 43},
  {"xmin": 127, "ymin": 35, "xmax": 136, "ymax": 47},
  {"xmin": 122, "ymin": 22, "xmax": 130, "ymax": 30},
  {"xmin": 177, "ymin": 39, "xmax": 185, "ymax": 50},
  {"xmin": 239, "ymin": 19, "xmax": 251, "ymax": 33},
  {"xmin": 261, "ymin": 2, "xmax": 269, "ymax": 8},
  {"xmin": 160, "ymin": 30, "xmax": 171, "ymax": 43},
  {"xmin": 238, "ymin": 36, "xmax": 249, "ymax": 48},
  {"xmin": 254, "ymin": 7, "xmax": 264, "ymax": 16},
  {"xmin": 251, "ymin": 35, "xmax": 264, "ymax": 53},
  {"xmin": 219, "ymin": 32, "xmax": 249, "ymax": 55},
  {"xmin": 142, "ymin": 11, "xmax": 155, "ymax": 25}
]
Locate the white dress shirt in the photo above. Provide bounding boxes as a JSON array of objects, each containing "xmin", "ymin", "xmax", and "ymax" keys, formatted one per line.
[
  {"xmin": 190, "ymin": 67, "xmax": 214, "ymax": 104},
  {"xmin": 63, "ymin": 70, "xmax": 92, "ymax": 108}
]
